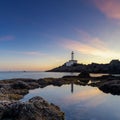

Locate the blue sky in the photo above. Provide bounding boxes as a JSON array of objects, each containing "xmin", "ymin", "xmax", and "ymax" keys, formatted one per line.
[{"xmin": 1, "ymin": 0, "xmax": 120, "ymax": 71}]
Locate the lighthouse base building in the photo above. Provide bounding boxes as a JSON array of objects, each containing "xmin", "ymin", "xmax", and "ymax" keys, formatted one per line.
[{"xmin": 65, "ymin": 60, "xmax": 77, "ymax": 66}]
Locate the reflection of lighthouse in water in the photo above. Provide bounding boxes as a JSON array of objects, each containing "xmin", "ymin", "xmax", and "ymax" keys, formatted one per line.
[
  {"xmin": 71, "ymin": 51, "xmax": 74, "ymax": 60},
  {"xmin": 71, "ymin": 82, "xmax": 74, "ymax": 93}
]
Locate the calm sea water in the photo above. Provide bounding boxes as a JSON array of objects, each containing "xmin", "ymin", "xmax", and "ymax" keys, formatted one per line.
[
  {"xmin": 0, "ymin": 71, "xmax": 108, "ymax": 80},
  {"xmin": 0, "ymin": 71, "xmax": 79, "ymax": 80},
  {"xmin": 1, "ymin": 71, "xmax": 120, "ymax": 120}
]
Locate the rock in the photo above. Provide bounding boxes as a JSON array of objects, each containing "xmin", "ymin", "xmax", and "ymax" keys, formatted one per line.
[
  {"xmin": 11, "ymin": 81, "xmax": 29, "ymax": 89},
  {"xmin": 0, "ymin": 79, "xmax": 65, "ymax": 120},
  {"xmin": 78, "ymin": 71, "xmax": 90, "ymax": 78},
  {"xmin": 99, "ymin": 80, "xmax": 120, "ymax": 95},
  {"xmin": 48, "ymin": 59, "xmax": 120, "ymax": 74},
  {"xmin": 0, "ymin": 96, "xmax": 64, "ymax": 120},
  {"xmin": 0, "ymin": 79, "xmax": 40, "ymax": 101},
  {"xmin": 62, "ymin": 75, "xmax": 76, "ymax": 78}
]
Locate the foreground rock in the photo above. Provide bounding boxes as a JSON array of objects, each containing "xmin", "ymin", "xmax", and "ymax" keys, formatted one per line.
[
  {"xmin": 96, "ymin": 79, "xmax": 120, "ymax": 95},
  {"xmin": 0, "ymin": 78, "xmax": 65, "ymax": 120},
  {"xmin": 0, "ymin": 78, "xmax": 40, "ymax": 100},
  {"xmin": 0, "ymin": 96, "xmax": 64, "ymax": 120}
]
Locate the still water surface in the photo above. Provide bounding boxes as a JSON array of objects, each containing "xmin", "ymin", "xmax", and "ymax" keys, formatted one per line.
[
  {"xmin": 22, "ymin": 84, "xmax": 120, "ymax": 120},
  {"xmin": 1, "ymin": 72, "xmax": 120, "ymax": 120}
]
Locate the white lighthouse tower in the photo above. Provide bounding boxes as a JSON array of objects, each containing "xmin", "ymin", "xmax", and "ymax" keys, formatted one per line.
[{"xmin": 65, "ymin": 51, "xmax": 77, "ymax": 66}]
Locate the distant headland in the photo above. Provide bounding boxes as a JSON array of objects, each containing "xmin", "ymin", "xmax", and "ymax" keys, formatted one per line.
[{"xmin": 48, "ymin": 51, "xmax": 120, "ymax": 74}]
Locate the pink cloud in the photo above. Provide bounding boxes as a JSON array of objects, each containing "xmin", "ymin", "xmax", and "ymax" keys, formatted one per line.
[
  {"xmin": 22, "ymin": 51, "xmax": 42, "ymax": 56},
  {"xmin": 0, "ymin": 36, "xmax": 15, "ymax": 41},
  {"xmin": 61, "ymin": 30, "xmax": 119, "ymax": 58},
  {"xmin": 63, "ymin": 39, "xmax": 107, "ymax": 55},
  {"xmin": 75, "ymin": 29, "xmax": 108, "ymax": 50},
  {"xmin": 75, "ymin": 29, "xmax": 92, "ymax": 40},
  {"xmin": 93, "ymin": 0, "xmax": 120, "ymax": 20},
  {"xmin": 16, "ymin": 51, "xmax": 46, "ymax": 56}
]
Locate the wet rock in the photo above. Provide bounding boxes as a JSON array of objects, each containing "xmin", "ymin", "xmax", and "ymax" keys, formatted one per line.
[
  {"xmin": 11, "ymin": 81, "xmax": 29, "ymax": 89},
  {"xmin": 0, "ymin": 79, "xmax": 40, "ymax": 101},
  {"xmin": 0, "ymin": 79, "xmax": 65, "ymax": 120},
  {"xmin": 0, "ymin": 96, "xmax": 64, "ymax": 120},
  {"xmin": 77, "ymin": 71, "xmax": 90, "ymax": 84},
  {"xmin": 78, "ymin": 71, "xmax": 90, "ymax": 78},
  {"xmin": 99, "ymin": 80, "xmax": 120, "ymax": 95}
]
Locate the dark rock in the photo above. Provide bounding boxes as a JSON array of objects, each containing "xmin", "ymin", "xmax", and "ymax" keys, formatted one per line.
[
  {"xmin": 0, "ymin": 78, "xmax": 65, "ymax": 120},
  {"xmin": 11, "ymin": 81, "xmax": 29, "ymax": 89},
  {"xmin": 0, "ymin": 78, "xmax": 41, "ymax": 101},
  {"xmin": 78, "ymin": 71, "xmax": 90, "ymax": 78},
  {"xmin": 0, "ymin": 96, "xmax": 64, "ymax": 120},
  {"xmin": 62, "ymin": 75, "xmax": 77, "ymax": 78},
  {"xmin": 48, "ymin": 59, "xmax": 120, "ymax": 74},
  {"xmin": 99, "ymin": 80, "xmax": 120, "ymax": 95}
]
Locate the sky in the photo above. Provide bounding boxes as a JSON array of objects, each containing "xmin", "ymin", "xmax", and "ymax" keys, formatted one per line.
[{"xmin": 1, "ymin": 0, "xmax": 120, "ymax": 71}]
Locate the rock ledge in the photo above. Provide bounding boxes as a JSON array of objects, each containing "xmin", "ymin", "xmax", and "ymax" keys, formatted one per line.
[{"xmin": 0, "ymin": 96, "xmax": 64, "ymax": 120}]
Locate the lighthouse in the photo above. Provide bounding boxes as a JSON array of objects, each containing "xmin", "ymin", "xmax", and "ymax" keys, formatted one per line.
[{"xmin": 65, "ymin": 51, "xmax": 77, "ymax": 66}]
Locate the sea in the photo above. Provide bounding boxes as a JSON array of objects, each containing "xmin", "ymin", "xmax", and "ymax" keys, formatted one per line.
[{"xmin": 1, "ymin": 71, "xmax": 120, "ymax": 120}]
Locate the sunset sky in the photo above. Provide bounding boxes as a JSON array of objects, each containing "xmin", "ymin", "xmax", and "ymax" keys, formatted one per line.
[{"xmin": 1, "ymin": 0, "xmax": 120, "ymax": 71}]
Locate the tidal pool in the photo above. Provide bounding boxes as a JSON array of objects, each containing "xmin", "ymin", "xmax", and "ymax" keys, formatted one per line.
[{"xmin": 21, "ymin": 84, "xmax": 120, "ymax": 120}]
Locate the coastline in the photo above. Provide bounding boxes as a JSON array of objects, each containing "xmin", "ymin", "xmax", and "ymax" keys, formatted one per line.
[
  {"xmin": 1, "ymin": 73, "xmax": 120, "ymax": 119},
  {"xmin": 48, "ymin": 60, "xmax": 120, "ymax": 74}
]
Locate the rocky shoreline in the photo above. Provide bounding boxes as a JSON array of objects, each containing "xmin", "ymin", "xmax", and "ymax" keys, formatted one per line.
[
  {"xmin": 48, "ymin": 59, "xmax": 120, "ymax": 74},
  {"xmin": 0, "ymin": 78, "xmax": 64, "ymax": 120},
  {"xmin": 1, "ymin": 72, "xmax": 120, "ymax": 119}
]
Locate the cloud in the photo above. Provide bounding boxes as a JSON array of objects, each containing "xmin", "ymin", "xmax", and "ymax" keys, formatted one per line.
[
  {"xmin": 93, "ymin": 0, "xmax": 120, "ymax": 20},
  {"xmin": 16, "ymin": 51, "xmax": 46, "ymax": 56},
  {"xmin": 22, "ymin": 51, "xmax": 43, "ymax": 56},
  {"xmin": 0, "ymin": 50, "xmax": 45, "ymax": 56},
  {"xmin": 62, "ymin": 31, "xmax": 120, "ymax": 58},
  {"xmin": 0, "ymin": 36, "xmax": 15, "ymax": 41}
]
